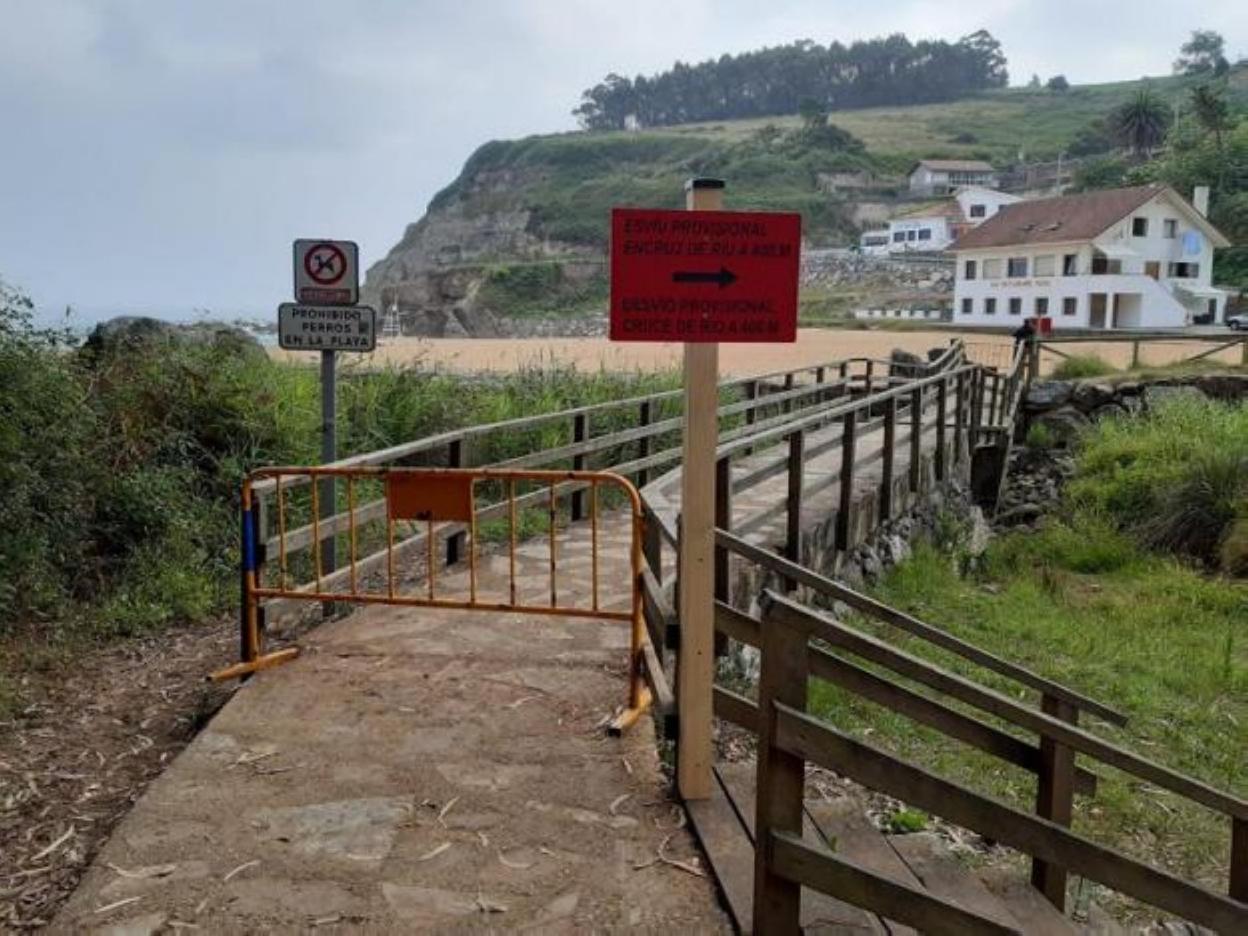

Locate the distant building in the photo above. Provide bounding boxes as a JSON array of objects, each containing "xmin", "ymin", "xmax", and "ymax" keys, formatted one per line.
[
  {"xmin": 951, "ymin": 184, "xmax": 1231, "ymax": 330},
  {"xmin": 908, "ymin": 159, "xmax": 997, "ymax": 196},
  {"xmin": 860, "ymin": 186, "xmax": 1020, "ymax": 254}
]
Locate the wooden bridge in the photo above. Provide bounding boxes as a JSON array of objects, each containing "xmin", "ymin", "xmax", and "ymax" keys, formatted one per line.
[{"xmin": 55, "ymin": 339, "xmax": 1246, "ymax": 933}]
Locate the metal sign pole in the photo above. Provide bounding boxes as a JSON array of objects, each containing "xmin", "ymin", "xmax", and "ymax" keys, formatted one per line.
[{"xmin": 320, "ymin": 348, "xmax": 337, "ymax": 616}]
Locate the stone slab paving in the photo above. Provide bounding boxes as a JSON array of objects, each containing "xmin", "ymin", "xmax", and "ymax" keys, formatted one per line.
[{"xmin": 53, "ymin": 513, "xmax": 728, "ymax": 934}]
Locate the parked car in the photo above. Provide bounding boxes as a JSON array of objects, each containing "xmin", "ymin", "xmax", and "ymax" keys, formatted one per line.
[{"xmin": 1228, "ymin": 314, "xmax": 1247, "ymax": 330}]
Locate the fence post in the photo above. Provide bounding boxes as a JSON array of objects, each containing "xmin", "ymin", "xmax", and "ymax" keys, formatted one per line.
[
  {"xmin": 753, "ymin": 601, "xmax": 809, "ymax": 934},
  {"xmin": 570, "ymin": 413, "xmax": 588, "ymax": 522},
  {"xmin": 865, "ymin": 359, "xmax": 875, "ymax": 395},
  {"xmin": 955, "ymin": 372, "xmax": 967, "ymax": 465},
  {"xmin": 881, "ymin": 395, "xmax": 896, "ymax": 521},
  {"xmin": 1032, "ymin": 694, "xmax": 1078, "ymax": 911},
  {"xmin": 782, "ymin": 372, "xmax": 795, "ymax": 415},
  {"xmin": 1029, "ymin": 340, "xmax": 1041, "ymax": 385},
  {"xmin": 785, "ymin": 431, "xmax": 805, "ymax": 590},
  {"xmin": 836, "ymin": 409, "xmax": 858, "ymax": 551},
  {"xmin": 1131, "ymin": 339, "xmax": 1141, "ymax": 370},
  {"xmin": 446, "ymin": 438, "xmax": 466, "ymax": 565},
  {"xmin": 970, "ymin": 369, "xmax": 984, "ymax": 445},
  {"xmin": 636, "ymin": 400, "xmax": 653, "ymax": 489},
  {"xmin": 713, "ymin": 456, "xmax": 733, "ymax": 657},
  {"xmin": 935, "ymin": 378, "xmax": 948, "ymax": 482},
  {"xmin": 1241, "ymin": 336, "xmax": 1248, "ymax": 368},
  {"xmin": 909, "ymin": 386, "xmax": 922, "ymax": 494},
  {"xmin": 815, "ymin": 366, "xmax": 826, "ymax": 403},
  {"xmin": 1232, "ymin": 817, "xmax": 1248, "ymax": 903}
]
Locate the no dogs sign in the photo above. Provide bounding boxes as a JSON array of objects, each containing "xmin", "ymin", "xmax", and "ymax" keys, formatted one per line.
[{"xmin": 293, "ymin": 239, "xmax": 359, "ymax": 306}]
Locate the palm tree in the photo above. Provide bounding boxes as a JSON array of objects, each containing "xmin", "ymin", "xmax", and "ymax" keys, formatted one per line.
[{"xmin": 1111, "ymin": 90, "xmax": 1171, "ymax": 158}]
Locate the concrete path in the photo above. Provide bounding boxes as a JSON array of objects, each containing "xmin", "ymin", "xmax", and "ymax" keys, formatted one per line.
[{"xmin": 53, "ymin": 514, "xmax": 728, "ymax": 933}]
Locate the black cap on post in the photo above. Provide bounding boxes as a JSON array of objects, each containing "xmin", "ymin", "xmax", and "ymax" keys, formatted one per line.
[{"xmin": 685, "ymin": 177, "xmax": 726, "ymax": 191}]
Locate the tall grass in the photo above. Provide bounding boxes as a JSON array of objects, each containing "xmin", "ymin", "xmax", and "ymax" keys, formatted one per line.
[
  {"xmin": 811, "ymin": 514, "xmax": 1247, "ymax": 887},
  {"xmin": 1068, "ymin": 396, "xmax": 1248, "ymax": 571},
  {"xmin": 1050, "ymin": 354, "xmax": 1116, "ymax": 380},
  {"xmin": 0, "ymin": 288, "xmax": 678, "ymax": 643}
]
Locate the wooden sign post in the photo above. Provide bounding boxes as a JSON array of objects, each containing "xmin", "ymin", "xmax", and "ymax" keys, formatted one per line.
[
  {"xmin": 678, "ymin": 178, "xmax": 724, "ymax": 799},
  {"xmin": 608, "ymin": 181, "xmax": 801, "ymax": 800}
]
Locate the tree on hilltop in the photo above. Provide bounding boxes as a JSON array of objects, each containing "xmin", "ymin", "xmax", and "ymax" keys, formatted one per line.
[
  {"xmin": 1174, "ymin": 30, "xmax": 1229, "ymax": 76},
  {"xmin": 1046, "ymin": 75, "xmax": 1070, "ymax": 92},
  {"xmin": 1111, "ymin": 89, "xmax": 1171, "ymax": 158}
]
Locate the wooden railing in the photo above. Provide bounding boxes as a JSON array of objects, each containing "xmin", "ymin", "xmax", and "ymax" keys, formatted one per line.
[
  {"xmin": 734, "ymin": 588, "xmax": 1248, "ymax": 934},
  {"xmin": 1030, "ymin": 331, "xmax": 1248, "ymax": 376}
]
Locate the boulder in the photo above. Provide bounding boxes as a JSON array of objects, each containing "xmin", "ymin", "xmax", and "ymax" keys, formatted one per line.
[
  {"xmin": 1031, "ymin": 406, "xmax": 1090, "ymax": 446},
  {"xmin": 1024, "ymin": 380, "xmax": 1072, "ymax": 410},
  {"xmin": 83, "ymin": 316, "xmax": 264, "ymax": 360},
  {"xmin": 1070, "ymin": 381, "xmax": 1115, "ymax": 412},
  {"xmin": 1188, "ymin": 373, "xmax": 1248, "ymax": 402},
  {"xmin": 996, "ymin": 503, "xmax": 1043, "ymax": 527},
  {"xmin": 1089, "ymin": 402, "xmax": 1129, "ymax": 422},
  {"xmin": 890, "ymin": 348, "xmax": 926, "ymax": 377}
]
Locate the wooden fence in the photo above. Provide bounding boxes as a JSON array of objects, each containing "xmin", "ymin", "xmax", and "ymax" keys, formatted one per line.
[{"xmin": 735, "ymin": 588, "xmax": 1247, "ymax": 934}]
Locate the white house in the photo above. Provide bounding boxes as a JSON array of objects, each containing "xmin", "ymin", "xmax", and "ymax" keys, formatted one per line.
[
  {"xmin": 908, "ymin": 159, "xmax": 998, "ymax": 196},
  {"xmin": 882, "ymin": 187, "xmax": 1022, "ymax": 253},
  {"xmin": 951, "ymin": 185, "xmax": 1231, "ymax": 330}
]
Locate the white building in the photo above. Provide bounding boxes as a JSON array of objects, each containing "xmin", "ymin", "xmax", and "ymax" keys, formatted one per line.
[
  {"xmin": 951, "ymin": 185, "xmax": 1231, "ymax": 330},
  {"xmin": 882, "ymin": 187, "xmax": 1021, "ymax": 253},
  {"xmin": 908, "ymin": 159, "xmax": 998, "ymax": 196}
]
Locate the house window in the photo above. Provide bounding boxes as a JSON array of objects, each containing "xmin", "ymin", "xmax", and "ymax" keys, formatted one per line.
[
  {"xmin": 985, "ymin": 298, "xmax": 997, "ymax": 315},
  {"xmin": 983, "ymin": 258, "xmax": 1003, "ymax": 279},
  {"xmin": 1168, "ymin": 262, "xmax": 1200, "ymax": 278},
  {"xmin": 1062, "ymin": 297, "xmax": 1077, "ymax": 316},
  {"xmin": 893, "ymin": 232, "xmax": 905, "ymax": 243},
  {"xmin": 969, "ymin": 204, "xmax": 986, "ymax": 218},
  {"xmin": 907, "ymin": 230, "xmax": 917, "ymax": 241},
  {"xmin": 961, "ymin": 298, "xmax": 973, "ymax": 316},
  {"xmin": 1034, "ymin": 255, "xmax": 1055, "ymax": 277},
  {"xmin": 1132, "ymin": 217, "xmax": 1148, "ymax": 237},
  {"xmin": 1009, "ymin": 297, "xmax": 1022, "ymax": 315},
  {"xmin": 964, "ymin": 260, "xmax": 977, "ymax": 280},
  {"xmin": 1007, "ymin": 257, "xmax": 1028, "ymax": 278},
  {"xmin": 1035, "ymin": 297, "xmax": 1049, "ymax": 317},
  {"xmin": 918, "ymin": 229, "xmax": 931, "ymax": 241},
  {"xmin": 1062, "ymin": 254, "xmax": 1078, "ymax": 275},
  {"xmin": 1163, "ymin": 219, "xmax": 1178, "ymax": 238}
]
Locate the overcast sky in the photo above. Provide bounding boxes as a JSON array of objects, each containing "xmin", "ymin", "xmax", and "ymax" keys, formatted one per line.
[{"xmin": 2, "ymin": 1, "xmax": 1244, "ymax": 324}]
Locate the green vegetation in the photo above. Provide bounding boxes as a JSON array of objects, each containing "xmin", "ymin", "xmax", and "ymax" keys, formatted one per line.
[
  {"xmin": 1068, "ymin": 396, "xmax": 1248, "ymax": 572},
  {"xmin": 1023, "ymin": 422, "xmax": 1056, "ymax": 449},
  {"xmin": 0, "ymin": 282, "xmax": 677, "ymax": 661},
  {"xmin": 811, "ymin": 516, "xmax": 1245, "ymax": 886},
  {"xmin": 477, "ymin": 261, "xmax": 607, "ymax": 318},
  {"xmin": 810, "ymin": 395, "xmax": 1248, "ymax": 887},
  {"xmin": 573, "ymin": 32, "xmax": 1007, "ymax": 129},
  {"xmin": 423, "ymin": 64, "xmax": 1248, "ymax": 257},
  {"xmin": 886, "ymin": 808, "xmax": 929, "ymax": 834},
  {"xmin": 1050, "ymin": 354, "xmax": 1117, "ymax": 379}
]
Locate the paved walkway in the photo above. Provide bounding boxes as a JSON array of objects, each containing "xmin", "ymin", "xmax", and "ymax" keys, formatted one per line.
[{"xmin": 54, "ymin": 514, "xmax": 728, "ymax": 933}]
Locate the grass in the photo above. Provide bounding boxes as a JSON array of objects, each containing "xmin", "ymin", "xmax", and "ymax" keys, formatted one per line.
[
  {"xmin": 809, "ymin": 517, "xmax": 1246, "ymax": 889},
  {"xmin": 808, "ymin": 397, "xmax": 1248, "ymax": 891},
  {"xmin": 1051, "ymin": 354, "xmax": 1117, "ymax": 380},
  {"xmin": 1068, "ymin": 396, "xmax": 1248, "ymax": 570}
]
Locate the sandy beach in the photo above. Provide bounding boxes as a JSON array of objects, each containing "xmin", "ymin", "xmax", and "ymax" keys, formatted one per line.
[{"xmin": 268, "ymin": 328, "xmax": 1245, "ymax": 377}]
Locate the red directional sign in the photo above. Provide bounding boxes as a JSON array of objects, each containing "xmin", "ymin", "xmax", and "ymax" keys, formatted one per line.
[{"xmin": 609, "ymin": 208, "xmax": 801, "ymax": 343}]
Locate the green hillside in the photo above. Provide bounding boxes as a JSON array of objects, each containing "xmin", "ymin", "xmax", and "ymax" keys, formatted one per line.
[{"xmin": 427, "ymin": 67, "xmax": 1248, "ymax": 250}]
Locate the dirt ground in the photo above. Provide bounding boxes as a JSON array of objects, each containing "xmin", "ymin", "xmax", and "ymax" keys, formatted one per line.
[
  {"xmin": 268, "ymin": 329, "xmax": 1246, "ymax": 376},
  {"xmin": 0, "ymin": 624, "xmax": 237, "ymax": 930}
]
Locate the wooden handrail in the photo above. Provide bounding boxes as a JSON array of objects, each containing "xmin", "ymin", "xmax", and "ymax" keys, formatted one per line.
[
  {"xmin": 762, "ymin": 590, "xmax": 1248, "ymax": 821},
  {"xmin": 710, "ymin": 611, "xmax": 1099, "ymax": 797},
  {"xmin": 718, "ymin": 532, "xmax": 1127, "ymax": 726}
]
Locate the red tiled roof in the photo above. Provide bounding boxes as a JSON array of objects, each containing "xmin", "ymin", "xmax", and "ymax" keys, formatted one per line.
[{"xmin": 951, "ymin": 185, "xmax": 1163, "ymax": 250}]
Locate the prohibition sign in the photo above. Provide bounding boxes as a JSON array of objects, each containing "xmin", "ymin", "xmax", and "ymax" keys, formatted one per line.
[{"xmin": 304, "ymin": 242, "xmax": 348, "ymax": 286}]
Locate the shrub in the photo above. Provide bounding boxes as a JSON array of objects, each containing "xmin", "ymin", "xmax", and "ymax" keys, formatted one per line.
[
  {"xmin": 1068, "ymin": 395, "xmax": 1248, "ymax": 570},
  {"xmin": 887, "ymin": 809, "xmax": 928, "ymax": 834},
  {"xmin": 1025, "ymin": 422, "xmax": 1056, "ymax": 449},
  {"xmin": 1051, "ymin": 355, "xmax": 1115, "ymax": 379}
]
